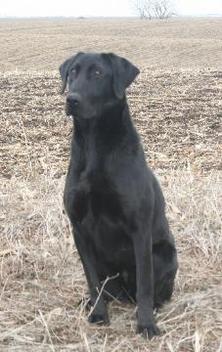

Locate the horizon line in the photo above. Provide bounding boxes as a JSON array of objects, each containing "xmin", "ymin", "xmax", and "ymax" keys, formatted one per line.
[{"xmin": 1, "ymin": 14, "xmax": 222, "ymax": 19}]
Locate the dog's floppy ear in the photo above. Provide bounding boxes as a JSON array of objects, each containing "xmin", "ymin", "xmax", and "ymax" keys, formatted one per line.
[
  {"xmin": 59, "ymin": 52, "xmax": 84, "ymax": 94},
  {"xmin": 103, "ymin": 53, "xmax": 140, "ymax": 99}
]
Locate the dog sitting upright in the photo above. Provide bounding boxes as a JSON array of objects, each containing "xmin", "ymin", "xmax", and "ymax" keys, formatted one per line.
[{"xmin": 59, "ymin": 52, "xmax": 178, "ymax": 339}]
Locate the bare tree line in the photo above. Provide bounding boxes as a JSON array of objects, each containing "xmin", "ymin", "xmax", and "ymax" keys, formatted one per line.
[{"xmin": 133, "ymin": 0, "xmax": 175, "ymax": 19}]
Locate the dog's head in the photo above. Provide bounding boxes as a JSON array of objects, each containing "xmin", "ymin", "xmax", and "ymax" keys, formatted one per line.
[{"xmin": 59, "ymin": 52, "xmax": 140, "ymax": 119}]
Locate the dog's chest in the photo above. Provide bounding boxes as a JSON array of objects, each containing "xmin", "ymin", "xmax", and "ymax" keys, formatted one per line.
[{"xmin": 72, "ymin": 171, "xmax": 124, "ymax": 224}]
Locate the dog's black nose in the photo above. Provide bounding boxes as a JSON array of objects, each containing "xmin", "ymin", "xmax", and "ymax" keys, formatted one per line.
[{"xmin": 66, "ymin": 93, "xmax": 81, "ymax": 106}]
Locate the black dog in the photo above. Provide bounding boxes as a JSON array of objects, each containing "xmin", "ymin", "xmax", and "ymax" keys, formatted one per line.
[{"xmin": 59, "ymin": 52, "xmax": 178, "ymax": 339}]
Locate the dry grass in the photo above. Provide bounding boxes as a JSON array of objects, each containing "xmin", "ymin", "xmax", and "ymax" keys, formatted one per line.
[{"xmin": 0, "ymin": 18, "xmax": 222, "ymax": 351}]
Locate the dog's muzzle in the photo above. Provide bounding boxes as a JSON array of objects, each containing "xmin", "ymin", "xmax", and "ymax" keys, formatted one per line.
[{"xmin": 66, "ymin": 93, "xmax": 82, "ymax": 116}]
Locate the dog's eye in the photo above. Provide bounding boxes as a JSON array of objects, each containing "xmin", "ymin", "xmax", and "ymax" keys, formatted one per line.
[
  {"xmin": 94, "ymin": 70, "xmax": 102, "ymax": 78},
  {"xmin": 70, "ymin": 68, "xmax": 77, "ymax": 74}
]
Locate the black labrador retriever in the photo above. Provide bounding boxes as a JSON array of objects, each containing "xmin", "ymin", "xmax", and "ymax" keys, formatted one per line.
[{"xmin": 59, "ymin": 52, "xmax": 178, "ymax": 339}]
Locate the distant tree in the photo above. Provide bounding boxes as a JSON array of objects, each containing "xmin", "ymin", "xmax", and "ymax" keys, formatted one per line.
[
  {"xmin": 153, "ymin": 0, "xmax": 174, "ymax": 19},
  {"xmin": 133, "ymin": 0, "xmax": 153, "ymax": 19},
  {"xmin": 132, "ymin": 0, "xmax": 174, "ymax": 20}
]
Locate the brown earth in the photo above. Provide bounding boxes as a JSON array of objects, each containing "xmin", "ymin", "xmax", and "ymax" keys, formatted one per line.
[
  {"xmin": 1, "ymin": 18, "xmax": 222, "ymax": 71},
  {"xmin": 1, "ymin": 69, "xmax": 221, "ymax": 179}
]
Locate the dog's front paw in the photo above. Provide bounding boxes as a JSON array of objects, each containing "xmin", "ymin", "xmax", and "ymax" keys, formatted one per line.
[
  {"xmin": 88, "ymin": 312, "xmax": 109, "ymax": 325},
  {"xmin": 136, "ymin": 322, "xmax": 160, "ymax": 339}
]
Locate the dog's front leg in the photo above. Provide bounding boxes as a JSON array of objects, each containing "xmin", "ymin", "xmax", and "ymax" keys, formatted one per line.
[
  {"xmin": 73, "ymin": 224, "xmax": 109, "ymax": 324},
  {"xmin": 133, "ymin": 228, "xmax": 160, "ymax": 339}
]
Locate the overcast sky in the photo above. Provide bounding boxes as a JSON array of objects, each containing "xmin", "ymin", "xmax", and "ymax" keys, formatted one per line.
[{"xmin": 1, "ymin": 0, "xmax": 222, "ymax": 17}]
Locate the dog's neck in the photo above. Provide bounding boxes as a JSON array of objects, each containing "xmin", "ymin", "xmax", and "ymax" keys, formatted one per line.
[{"xmin": 72, "ymin": 99, "xmax": 139, "ymax": 151}]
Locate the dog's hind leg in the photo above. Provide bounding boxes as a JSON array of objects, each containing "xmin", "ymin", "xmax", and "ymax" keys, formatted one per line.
[
  {"xmin": 153, "ymin": 240, "xmax": 178, "ymax": 309},
  {"xmin": 154, "ymin": 267, "xmax": 177, "ymax": 309}
]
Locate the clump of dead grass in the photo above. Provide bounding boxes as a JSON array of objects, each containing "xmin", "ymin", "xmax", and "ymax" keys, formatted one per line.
[{"xmin": 0, "ymin": 169, "xmax": 221, "ymax": 351}]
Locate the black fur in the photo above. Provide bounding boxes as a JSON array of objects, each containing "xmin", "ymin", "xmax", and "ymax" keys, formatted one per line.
[{"xmin": 59, "ymin": 52, "xmax": 178, "ymax": 339}]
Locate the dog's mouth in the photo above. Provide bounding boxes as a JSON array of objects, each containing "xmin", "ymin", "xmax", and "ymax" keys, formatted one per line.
[
  {"xmin": 65, "ymin": 101, "xmax": 79, "ymax": 117},
  {"xmin": 65, "ymin": 101, "xmax": 97, "ymax": 120}
]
